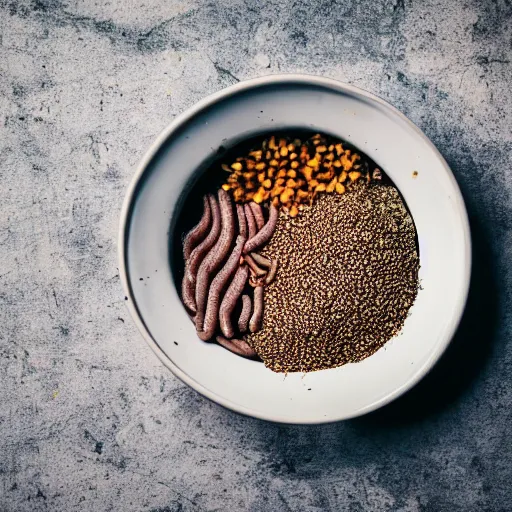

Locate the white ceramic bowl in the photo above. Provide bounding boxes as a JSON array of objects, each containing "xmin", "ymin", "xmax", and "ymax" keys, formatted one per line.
[{"xmin": 119, "ymin": 75, "xmax": 471, "ymax": 424}]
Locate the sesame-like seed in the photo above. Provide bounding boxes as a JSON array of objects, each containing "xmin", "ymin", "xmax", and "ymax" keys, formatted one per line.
[{"xmin": 246, "ymin": 184, "xmax": 420, "ymax": 373}]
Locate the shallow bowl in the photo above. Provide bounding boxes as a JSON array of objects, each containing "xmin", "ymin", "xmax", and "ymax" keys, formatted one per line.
[{"xmin": 119, "ymin": 74, "xmax": 471, "ymax": 424}]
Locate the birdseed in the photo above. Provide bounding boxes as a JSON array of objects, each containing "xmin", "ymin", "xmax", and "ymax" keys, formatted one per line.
[{"xmin": 246, "ymin": 184, "xmax": 420, "ymax": 373}]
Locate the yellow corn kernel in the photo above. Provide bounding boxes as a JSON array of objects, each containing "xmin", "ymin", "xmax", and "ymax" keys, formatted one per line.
[
  {"xmin": 315, "ymin": 183, "xmax": 326, "ymax": 193},
  {"xmin": 290, "ymin": 161, "xmax": 299, "ymax": 169},
  {"xmin": 249, "ymin": 150, "xmax": 262, "ymax": 161},
  {"xmin": 269, "ymin": 159, "xmax": 279, "ymax": 167},
  {"xmin": 341, "ymin": 155, "xmax": 353, "ymax": 171},
  {"xmin": 289, "ymin": 152, "xmax": 297, "ymax": 160},
  {"xmin": 272, "ymin": 197, "xmax": 280, "ymax": 207},
  {"xmin": 336, "ymin": 183, "xmax": 346, "ymax": 194},
  {"xmin": 280, "ymin": 188, "xmax": 295, "ymax": 203},
  {"xmin": 302, "ymin": 166, "xmax": 313, "ymax": 181},
  {"xmin": 263, "ymin": 179, "xmax": 272, "ymax": 189},
  {"xmin": 316, "ymin": 171, "xmax": 333, "ymax": 181},
  {"xmin": 309, "ymin": 179, "xmax": 319, "ymax": 188},
  {"xmin": 286, "ymin": 178, "xmax": 297, "ymax": 188},
  {"xmin": 316, "ymin": 145, "xmax": 327, "ymax": 153},
  {"xmin": 335, "ymin": 143, "xmax": 343, "ymax": 155},
  {"xmin": 253, "ymin": 187, "xmax": 266, "ymax": 204},
  {"xmin": 268, "ymin": 136, "xmax": 277, "ymax": 150},
  {"xmin": 271, "ymin": 185, "xmax": 284, "ymax": 197},
  {"xmin": 280, "ymin": 146, "xmax": 288, "ymax": 157},
  {"xmin": 287, "ymin": 169, "xmax": 297, "ymax": 178},
  {"xmin": 255, "ymin": 162, "xmax": 266, "ymax": 171},
  {"xmin": 349, "ymin": 171, "xmax": 361, "ymax": 181},
  {"xmin": 267, "ymin": 167, "xmax": 276, "ymax": 178},
  {"xmin": 222, "ymin": 183, "xmax": 231, "ymax": 191},
  {"xmin": 231, "ymin": 162, "xmax": 243, "ymax": 171},
  {"xmin": 246, "ymin": 159, "xmax": 256, "ymax": 170},
  {"xmin": 279, "ymin": 160, "xmax": 288, "ymax": 168},
  {"xmin": 296, "ymin": 189, "xmax": 309, "ymax": 201},
  {"xmin": 257, "ymin": 173, "xmax": 265, "ymax": 183},
  {"xmin": 339, "ymin": 171, "xmax": 348, "ymax": 182},
  {"xmin": 333, "ymin": 160, "xmax": 342, "ymax": 168},
  {"xmin": 277, "ymin": 169, "xmax": 287, "ymax": 179},
  {"xmin": 275, "ymin": 178, "xmax": 285, "ymax": 186},
  {"xmin": 289, "ymin": 205, "xmax": 299, "ymax": 218},
  {"xmin": 287, "ymin": 144, "xmax": 295, "ymax": 151},
  {"xmin": 307, "ymin": 158, "xmax": 318, "ymax": 168}
]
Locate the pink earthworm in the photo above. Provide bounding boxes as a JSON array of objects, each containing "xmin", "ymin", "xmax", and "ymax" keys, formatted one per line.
[
  {"xmin": 249, "ymin": 286, "xmax": 264, "ymax": 333},
  {"xmin": 237, "ymin": 294, "xmax": 252, "ymax": 333},
  {"xmin": 250, "ymin": 252, "xmax": 271, "ymax": 269},
  {"xmin": 198, "ymin": 236, "xmax": 246, "ymax": 341},
  {"xmin": 244, "ymin": 254, "xmax": 267, "ymax": 277},
  {"xmin": 243, "ymin": 204, "xmax": 278, "ymax": 254},
  {"xmin": 181, "ymin": 274, "xmax": 197, "ymax": 313},
  {"xmin": 216, "ymin": 336, "xmax": 256, "ymax": 358},
  {"xmin": 264, "ymin": 257, "xmax": 278, "ymax": 285},
  {"xmin": 183, "ymin": 195, "xmax": 212, "ymax": 260},
  {"xmin": 249, "ymin": 202, "xmax": 265, "ymax": 230},
  {"xmin": 236, "ymin": 204, "xmax": 247, "ymax": 238},
  {"xmin": 195, "ymin": 190, "xmax": 235, "ymax": 331},
  {"xmin": 219, "ymin": 265, "xmax": 249, "ymax": 338},
  {"xmin": 185, "ymin": 195, "xmax": 221, "ymax": 284},
  {"xmin": 244, "ymin": 204, "xmax": 257, "ymax": 239},
  {"xmin": 249, "ymin": 275, "xmax": 266, "ymax": 287}
]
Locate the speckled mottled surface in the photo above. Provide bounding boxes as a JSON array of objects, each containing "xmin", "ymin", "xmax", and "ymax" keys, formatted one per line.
[{"xmin": 0, "ymin": 1, "xmax": 511, "ymax": 511}]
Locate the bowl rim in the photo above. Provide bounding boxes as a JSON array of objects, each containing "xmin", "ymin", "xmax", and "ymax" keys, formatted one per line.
[{"xmin": 118, "ymin": 73, "xmax": 472, "ymax": 424}]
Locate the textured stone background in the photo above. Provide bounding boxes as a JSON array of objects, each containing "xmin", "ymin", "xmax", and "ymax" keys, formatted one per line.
[{"xmin": 1, "ymin": 0, "xmax": 511, "ymax": 510}]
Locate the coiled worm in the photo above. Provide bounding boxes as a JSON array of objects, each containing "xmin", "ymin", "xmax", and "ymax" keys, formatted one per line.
[
  {"xmin": 249, "ymin": 286, "xmax": 264, "ymax": 333},
  {"xmin": 249, "ymin": 202, "xmax": 265, "ymax": 230},
  {"xmin": 183, "ymin": 195, "xmax": 211, "ymax": 260},
  {"xmin": 244, "ymin": 204, "xmax": 257, "ymax": 239},
  {"xmin": 237, "ymin": 294, "xmax": 252, "ymax": 333},
  {"xmin": 216, "ymin": 336, "xmax": 257, "ymax": 358},
  {"xmin": 249, "ymin": 252, "xmax": 271, "ymax": 269},
  {"xmin": 195, "ymin": 190, "xmax": 235, "ymax": 331},
  {"xmin": 219, "ymin": 265, "xmax": 249, "ymax": 338},
  {"xmin": 198, "ymin": 236, "xmax": 246, "ymax": 341},
  {"xmin": 185, "ymin": 195, "xmax": 221, "ymax": 284},
  {"xmin": 243, "ymin": 204, "xmax": 278, "ymax": 254}
]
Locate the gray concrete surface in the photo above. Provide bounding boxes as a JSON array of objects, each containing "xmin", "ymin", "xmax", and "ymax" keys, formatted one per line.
[{"xmin": 1, "ymin": 0, "xmax": 511, "ymax": 510}]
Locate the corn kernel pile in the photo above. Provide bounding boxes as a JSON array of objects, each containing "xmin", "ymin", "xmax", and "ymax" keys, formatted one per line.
[{"xmin": 222, "ymin": 133, "xmax": 381, "ymax": 217}]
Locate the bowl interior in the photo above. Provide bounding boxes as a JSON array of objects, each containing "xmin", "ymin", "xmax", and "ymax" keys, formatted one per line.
[{"xmin": 121, "ymin": 77, "xmax": 470, "ymax": 423}]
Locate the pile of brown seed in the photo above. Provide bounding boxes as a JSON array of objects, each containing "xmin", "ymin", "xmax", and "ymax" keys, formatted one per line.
[{"xmin": 247, "ymin": 184, "xmax": 419, "ymax": 373}]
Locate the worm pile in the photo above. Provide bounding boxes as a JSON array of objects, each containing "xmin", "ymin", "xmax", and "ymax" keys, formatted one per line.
[{"xmin": 181, "ymin": 189, "xmax": 279, "ymax": 357}]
